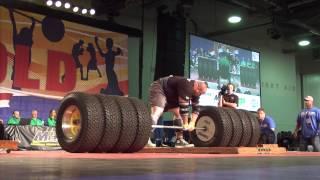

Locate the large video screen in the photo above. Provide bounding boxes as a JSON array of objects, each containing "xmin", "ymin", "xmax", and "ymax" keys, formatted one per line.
[{"xmin": 189, "ymin": 35, "xmax": 260, "ymax": 111}]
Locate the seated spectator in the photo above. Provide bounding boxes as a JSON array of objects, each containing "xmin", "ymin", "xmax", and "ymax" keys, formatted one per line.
[
  {"xmin": 7, "ymin": 110, "xmax": 21, "ymax": 125},
  {"xmin": 47, "ymin": 109, "xmax": 57, "ymax": 127},
  {"xmin": 29, "ymin": 109, "xmax": 44, "ymax": 126}
]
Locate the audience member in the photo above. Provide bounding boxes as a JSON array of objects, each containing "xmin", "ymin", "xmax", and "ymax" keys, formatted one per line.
[
  {"xmin": 7, "ymin": 110, "xmax": 21, "ymax": 125},
  {"xmin": 47, "ymin": 109, "xmax": 57, "ymax": 127},
  {"xmin": 29, "ymin": 109, "xmax": 44, "ymax": 126}
]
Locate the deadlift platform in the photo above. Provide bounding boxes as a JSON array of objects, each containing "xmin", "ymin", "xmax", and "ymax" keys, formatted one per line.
[{"xmin": 140, "ymin": 144, "xmax": 287, "ymax": 155}]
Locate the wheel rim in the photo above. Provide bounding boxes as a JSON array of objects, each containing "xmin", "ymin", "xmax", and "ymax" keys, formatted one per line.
[
  {"xmin": 61, "ymin": 105, "xmax": 82, "ymax": 142},
  {"xmin": 195, "ymin": 115, "xmax": 215, "ymax": 142}
]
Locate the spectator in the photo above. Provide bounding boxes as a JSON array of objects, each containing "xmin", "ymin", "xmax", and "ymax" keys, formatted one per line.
[
  {"xmin": 294, "ymin": 96, "xmax": 320, "ymax": 152},
  {"xmin": 7, "ymin": 110, "xmax": 21, "ymax": 125},
  {"xmin": 218, "ymin": 83, "xmax": 238, "ymax": 108},
  {"xmin": 257, "ymin": 107, "xmax": 277, "ymax": 144},
  {"xmin": 257, "ymin": 108, "xmax": 276, "ymax": 131},
  {"xmin": 47, "ymin": 109, "xmax": 57, "ymax": 127},
  {"xmin": 29, "ymin": 109, "xmax": 44, "ymax": 126}
]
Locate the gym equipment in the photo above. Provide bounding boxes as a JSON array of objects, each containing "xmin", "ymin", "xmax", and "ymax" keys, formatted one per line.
[
  {"xmin": 152, "ymin": 125, "xmax": 206, "ymax": 130},
  {"xmin": 56, "ymin": 92, "xmax": 260, "ymax": 153}
]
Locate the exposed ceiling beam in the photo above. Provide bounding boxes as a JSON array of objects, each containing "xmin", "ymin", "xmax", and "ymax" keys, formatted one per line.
[{"xmin": 204, "ymin": 21, "xmax": 272, "ymax": 37}]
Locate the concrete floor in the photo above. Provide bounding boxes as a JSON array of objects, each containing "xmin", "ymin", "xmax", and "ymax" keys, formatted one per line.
[{"xmin": 0, "ymin": 151, "xmax": 320, "ymax": 180}]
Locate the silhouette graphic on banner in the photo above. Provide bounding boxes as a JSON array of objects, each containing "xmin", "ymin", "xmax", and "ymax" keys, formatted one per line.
[
  {"xmin": 95, "ymin": 36, "xmax": 123, "ymax": 95},
  {"xmin": 86, "ymin": 43, "xmax": 102, "ymax": 80},
  {"xmin": 71, "ymin": 39, "xmax": 85, "ymax": 80},
  {"xmin": 9, "ymin": 8, "xmax": 35, "ymax": 90},
  {"xmin": 8, "ymin": 8, "xmax": 66, "ymax": 89}
]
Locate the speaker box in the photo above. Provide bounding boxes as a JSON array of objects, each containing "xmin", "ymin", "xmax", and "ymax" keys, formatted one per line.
[{"xmin": 154, "ymin": 13, "xmax": 186, "ymax": 80}]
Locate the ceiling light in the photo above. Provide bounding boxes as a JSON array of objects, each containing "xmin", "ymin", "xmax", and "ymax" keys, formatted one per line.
[
  {"xmin": 64, "ymin": 2, "xmax": 71, "ymax": 9},
  {"xmin": 73, "ymin": 6, "xmax": 79, "ymax": 12},
  {"xmin": 228, "ymin": 16, "xmax": 241, "ymax": 23},
  {"xmin": 81, "ymin": 9, "xmax": 88, "ymax": 14},
  {"xmin": 298, "ymin": 40, "xmax": 310, "ymax": 46},
  {"xmin": 46, "ymin": 0, "xmax": 53, "ymax": 6},
  {"xmin": 55, "ymin": 1, "xmax": 62, "ymax": 7},
  {"xmin": 89, "ymin": 9, "xmax": 96, "ymax": 15}
]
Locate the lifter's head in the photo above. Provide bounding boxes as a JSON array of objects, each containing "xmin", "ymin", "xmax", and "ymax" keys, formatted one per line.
[{"xmin": 193, "ymin": 81, "xmax": 208, "ymax": 96}]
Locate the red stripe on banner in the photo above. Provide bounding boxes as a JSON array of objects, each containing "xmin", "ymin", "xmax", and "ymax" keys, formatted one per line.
[{"xmin": 0, "ymin": 93, "xmax": 13, "ymax": 100}]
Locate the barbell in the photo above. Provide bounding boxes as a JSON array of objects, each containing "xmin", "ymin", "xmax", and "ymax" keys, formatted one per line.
[
  {"xmin": 62, "ymin": 124, "xmax": 207, "ymax": 131},
  {"xmin": 151, "ymin": 125, "xmax": 206, "ymax": 131}
]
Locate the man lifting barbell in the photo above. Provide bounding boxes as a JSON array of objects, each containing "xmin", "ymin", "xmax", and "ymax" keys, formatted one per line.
[{"xmin": 147, "ymin": 75, "xmax": 208, "ymax": 147}]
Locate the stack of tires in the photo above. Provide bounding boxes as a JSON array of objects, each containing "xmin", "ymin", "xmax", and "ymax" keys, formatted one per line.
[
  {"xmin": 56, "ymin": 92, "xmax": 261, "ymax": 153},
  {"xmin": 56, "ymin": 92, "xmax": 152, "ymax": 153},
  {"xmin": 190, "ymin": 106, "xmax": 260, "ymax": 147}
]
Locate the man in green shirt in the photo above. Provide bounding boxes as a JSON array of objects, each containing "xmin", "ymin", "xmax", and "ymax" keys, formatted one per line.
[
  {"xmin": 29, "ymin": 110, "xmax": 44, "ymax": 126},
  {"xmin": 47, "ymin": 109, "xmax": 56, "ymax": 127},
  {"xmin": 7, "ymin": 110, "xmax": 21, "ymax": 125}
]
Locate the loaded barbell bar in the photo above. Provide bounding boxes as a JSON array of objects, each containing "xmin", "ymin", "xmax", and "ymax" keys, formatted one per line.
[
  {"xmin": 61, "ymin": 123, "xmax": 207, "ymax": 131},
  {"xmin": 151, "ymin": 125, "xmax": 206, "ymax": 131}
]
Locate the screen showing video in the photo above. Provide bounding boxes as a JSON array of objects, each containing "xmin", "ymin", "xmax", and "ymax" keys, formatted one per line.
[{"xmin": 189, "ymin": 34, "xmax": 261, "ymax": 111}]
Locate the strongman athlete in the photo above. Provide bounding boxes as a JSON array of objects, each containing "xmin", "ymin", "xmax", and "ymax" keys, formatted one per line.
[{"xmin": 148, "ymin": 75, "xmax": 208, "ymax": 147}]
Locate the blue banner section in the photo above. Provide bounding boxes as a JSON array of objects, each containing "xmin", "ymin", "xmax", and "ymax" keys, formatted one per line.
[{"xmin": 0, "ymin": 96, "xmax": 60, "ymax": 124}]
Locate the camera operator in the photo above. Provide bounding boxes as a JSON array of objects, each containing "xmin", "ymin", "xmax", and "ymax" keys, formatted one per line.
[{"xmin": 218, "ymin": 83, "xmax": 238, "ymax": 109}]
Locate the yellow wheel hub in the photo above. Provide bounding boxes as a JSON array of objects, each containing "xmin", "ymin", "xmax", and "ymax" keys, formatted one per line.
[{"xmin": 62, "ymin": 105, "xmax": 82, "ymax": 142}]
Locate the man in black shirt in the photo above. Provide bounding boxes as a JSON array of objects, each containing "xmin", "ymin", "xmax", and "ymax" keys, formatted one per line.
[
  {"xmin": 218, "ymin": 83, "xmax": 238, "ymax": 108},
  {"xmin": 148, "ymin": 75, "xmax": 208, "ymax": 147}
]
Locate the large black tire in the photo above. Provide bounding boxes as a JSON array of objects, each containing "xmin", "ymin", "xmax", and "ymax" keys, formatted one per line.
[
  {"xmin": 125, "ymin": 97, "xmax": 152, "ymax": 152},
  {"xmin": 235, "ymin": 110, "xmax": 252, "ymax": 146},
  {"xmin": 242, "ymin": 110, "xmax": 261, "ymax": 147},
  {"xmin": 56, "ymin": 92, "xmax": 104, "ymax": 153},
  {"xmin": 92, "ymin": 94, "xmax": 122, "ymax": 152},
  {"xmin": 223, "ymin": 108, "xmax": 243, "ymax": 147},
  {"xmin": 190, "ymin": 106, "xmax": 232, "ymax": 147},
  {"xmin": 110, "ymin": 96, "xmax": 138, "ymax": 152}
]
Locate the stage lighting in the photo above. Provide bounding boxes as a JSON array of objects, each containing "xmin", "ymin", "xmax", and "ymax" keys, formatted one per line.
[
  {"xmin": 64, "ymin": 2, "xmax": 71, "ymax": 9},
  {"xmin": 73, "ymin": 6, "xmax": 79, "ymax": 12},
  {"xmin": 298, "ymin": 40, "xmax": 310, "ymax": 46},
  {"xmin": 228, "ymin": 15, "xmax": 241, "ymax": 24},
  {"xmin": 46, "ymin": 0, "xmax": 53, "ymax": 6},
  {"xmin": 89, "ymin": 9, "xmax": 96, "ymax": 15},
  {"xmin": 55, "ymin": 1, "xmax": 62, "ymax": 7},
  {"xmin": 81, "ymin": 9, "xmax": 88, "ymax": 15}
]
